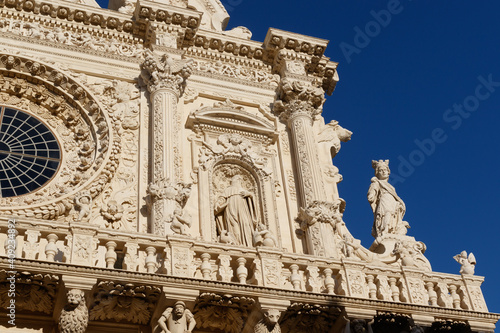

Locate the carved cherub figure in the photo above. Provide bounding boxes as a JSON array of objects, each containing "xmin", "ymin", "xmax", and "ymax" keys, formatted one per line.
[
  {"xmin": 454, "ymin": 250, "xmax": 476, "ymax": 275},
  {"xmin": 74, "ymin": 192, "xmax": 92, "ymax": 221},
  {"xmin": 169, "ymin": 208, "xmax": 192, "ymax": 236},
  {"xmin": 158, "ymin": 301, "xmax": 196, "ymax": 333},
  {"xmin": 254, "ymin": 309, "xmax": 281, "ymax": 333},
  {"xmin": 253, "ymin": 224, "xmax": 277, "ymax": 247},
  {"xmin": 59, "ymin": 289, "xmax": 88, "ymax": 333}
]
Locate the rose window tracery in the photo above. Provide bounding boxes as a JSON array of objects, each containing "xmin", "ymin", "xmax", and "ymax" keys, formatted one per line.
[{"xmin": 0, "ymin": 107, "xmax": 61, "ymax": 197}]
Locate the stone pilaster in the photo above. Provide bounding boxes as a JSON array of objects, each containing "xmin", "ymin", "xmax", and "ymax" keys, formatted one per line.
[{"xmin": 141, "ymin": 50, "xmax": 193, "ymax": 235}]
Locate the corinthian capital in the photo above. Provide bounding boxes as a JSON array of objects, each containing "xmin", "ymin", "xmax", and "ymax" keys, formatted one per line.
[
  {"xmin": 140, "ymin": 50, "xmax": 193, "ymax": 95},
  {"xmin": 274, "ymin": 78, "xmax": 326, "ymax": 122}
]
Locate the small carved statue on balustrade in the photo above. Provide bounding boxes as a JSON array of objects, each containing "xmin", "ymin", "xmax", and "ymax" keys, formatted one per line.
[
  {"xmin": 254, "ymin": 309, "xmax": 281, "ymax": 333},
  {"xmin": 215, "ymin": 175, "xmax": 258, "ymax": 247},
  {"xmin": 74, "ymin": 192, "xmax": 92, "ymax": 222},
  {"xmin": 170, "ymin": 208, "xmax": 192, "ymax": 236},
  {"xmin": 454, "ymin": 250, "xmax": 476, "ymax": 275},
  {"xmin": 158, "ymin": 301, "xmax": 196, "ymax": 333},
  {"xmin": 367, "ymin": 160, "xmax": 409, "ymax": 240},
  {"xmin": 58, "ymin": 289, "xmax": 88, "ymax": 333},
  {"xmin": 253, "ymin": 224, "xmax": 277, "ymax": 247}
]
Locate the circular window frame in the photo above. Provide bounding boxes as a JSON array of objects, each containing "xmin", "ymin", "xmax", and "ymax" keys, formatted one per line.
[{"xmin": 0, "ymin": 105, "xmax": 63, "ymax": 198}]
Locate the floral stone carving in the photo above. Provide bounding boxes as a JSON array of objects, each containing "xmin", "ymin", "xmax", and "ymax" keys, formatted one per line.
[
  {"xmin": 140, "ymin": 49, "xmax": 193, "ymax": 95},
  {"xmin": 0, "ymin": 270, "xmax": 59, "ymax": 314},
  {"xmin": 89, "ymin": 281, "xmax": 161, "ymax": 325},
  {"xmin": 194, "ymin": 293, "xmax": 255, "ymax": 333},
  {"xmin": 280, "ymin": 303, "xmax": 341, "ymax": 333}
]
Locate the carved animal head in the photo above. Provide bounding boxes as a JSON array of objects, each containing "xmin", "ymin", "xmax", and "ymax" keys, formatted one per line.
[
  {"xmin": 263, "ymin": 309, "xmax": 280, "ymax": 326},
  {"xmin": 66, "ymin": 289, "xmax": 85, "ymax": 309}
]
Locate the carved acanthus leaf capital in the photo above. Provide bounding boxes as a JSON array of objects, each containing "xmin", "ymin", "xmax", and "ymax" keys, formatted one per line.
[
  {"xmin": 275, "ymin": 78, "xmax": 325, "ymax": 122},
  {"xmin": 296, "ymin": 199, "xmax": 345, "ymax": 231},
  {"xmin": 140, "ymin": 50, "xmax": 193, "ymax": 95}
]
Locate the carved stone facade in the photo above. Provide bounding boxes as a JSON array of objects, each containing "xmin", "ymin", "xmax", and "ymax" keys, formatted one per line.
[{"xmin": 0, "ymin": 0, "xmax": 497, "ymax": 332}]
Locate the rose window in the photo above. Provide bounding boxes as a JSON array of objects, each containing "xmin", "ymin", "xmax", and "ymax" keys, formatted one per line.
[{"xmin": 0, "ymin": 107, "xmax": 61, "ymax": 197}]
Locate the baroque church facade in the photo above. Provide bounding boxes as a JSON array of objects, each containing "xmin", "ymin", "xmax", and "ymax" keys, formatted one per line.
[{"xmin": 0, "ymin": 0, "xmax": 498, "ymax": 332}]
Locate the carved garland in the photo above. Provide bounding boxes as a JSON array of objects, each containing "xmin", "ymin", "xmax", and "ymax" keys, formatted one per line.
[{"xmin": 0, "ymin": 53, "xmax": 118, "ymax": 222}]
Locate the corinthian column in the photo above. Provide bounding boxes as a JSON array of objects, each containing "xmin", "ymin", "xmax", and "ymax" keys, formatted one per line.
[
  {"xmin": 276, "ymin": 78, "xmax": 343, "ymax": 257},
  {"xmin": 276, "ymin": 79, "xmax": 326, "ymax": 205},
  {"xmin": 141, "ymin": 50, "xmax": 193, "ymax": 235}
]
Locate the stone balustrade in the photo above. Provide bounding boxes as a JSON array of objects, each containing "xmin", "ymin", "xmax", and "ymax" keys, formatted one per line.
[{"xmin": 0, "ymin": 218, "xmax": 488, "ymax": 313}]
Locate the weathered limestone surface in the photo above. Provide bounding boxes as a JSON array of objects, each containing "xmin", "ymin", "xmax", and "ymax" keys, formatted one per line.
[{"xmin": 0, "ymin": 0, "xmax": 497, "ymax": 332}]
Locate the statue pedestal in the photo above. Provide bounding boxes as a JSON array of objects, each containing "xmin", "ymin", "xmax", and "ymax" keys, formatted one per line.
[{"xmin": 369, "ymin": 234, "xmax": 416, "ymax": 257}]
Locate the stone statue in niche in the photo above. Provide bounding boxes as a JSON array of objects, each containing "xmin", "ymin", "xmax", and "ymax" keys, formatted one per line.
[
  {"xmin": 367, "ymin": 160, "xmax": 409, "ymax": 241},
  {"xmin": 215, "ymin": 175, "xmax": 258, "ymax": 247},
  {"xmin": 157, "ymin": 301, "xmax": 196, "ymax": 333},
  {"xmin": 454, "ymin": 250, "xmax": 476, "ymax": 275},
  {"xmin": 254, "ymin": 309, "xmax": 281, "ymax": 333}
]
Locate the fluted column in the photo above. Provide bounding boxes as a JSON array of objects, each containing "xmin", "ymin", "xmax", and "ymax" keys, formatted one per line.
[
  {"xmin": 276, "ymin": 78, "xmax": 345, "ymax": 257},
  {"xmin": 141, "ymin": 50, "xmax": 193, "ymax": 235},
  {"xmin": 276, "ymin": 79, "xmax": 327, "ymax": 206},
  {"xmin": 287, "ymin": 108, "xmax": 326, "ymax": 205}
]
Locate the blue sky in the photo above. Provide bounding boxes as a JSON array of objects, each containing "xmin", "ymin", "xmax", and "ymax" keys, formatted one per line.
[{"xmin": 96, "ymin": 1, "xmax": 500, "ymax": 313}]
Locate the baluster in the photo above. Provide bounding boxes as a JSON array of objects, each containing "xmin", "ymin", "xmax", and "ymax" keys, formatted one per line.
[
  {"xmin": 389, "ymin": 277, "xmax": 400, "ymax": 302},
  {"xmin": 366, "ymin": 274, "xmax": 377, "ymax": 299},
  {"xmin": 323, "ymin": 268, "xmax": 335, "ymax": 295},
  {"xmin": 105, "ymin": 241, "xmax": 117, "ymax": 269},
  {"xmin": 44, "ymin": 234, "xmax": 58, "ymax": 262},
  {"xmin": 145, "ymin": 246, "xmax": 158, "ymax": 273},
  {"xmin": 449, "ymin": 285, "xmax": 461, "ymax": 309},
  {"xmin": 290, "ymin": 264, "xmax": 301, "ymax": 290},
  {"xmin": 236, "ymin": 257, "xmax": 248, "ymax": 284},
  {"xmin": 200, "ymin": 253, "xmax": 212, "ymax": 279},
  {"xmin": 426, "ymin": 281, "xmax": 437, "ymax": 306}
]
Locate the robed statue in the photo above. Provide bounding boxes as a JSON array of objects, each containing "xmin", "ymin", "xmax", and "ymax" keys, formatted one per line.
[
  {"xmin": 367, "ymin": 160, "xmax": 409, "ymax": 239},
  {"xmin": 215, "ymin": 175, "xmax": 258, "ymax": 246}
]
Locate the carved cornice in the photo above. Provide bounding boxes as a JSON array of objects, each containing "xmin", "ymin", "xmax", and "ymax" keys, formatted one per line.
[
  {"xmin": 2, "ymin": 258, "xmax": 499, "ymax": 324},
  {"xmin": 0, "ymin": 0, "xmax": 144, "ymax": 35},
  {"xmin": 264, "ymin": 28, "xmax": 339, "ymax": 96}
]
